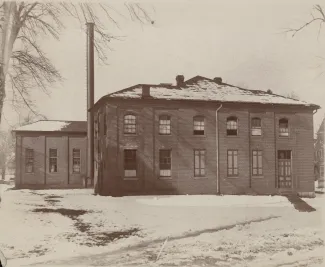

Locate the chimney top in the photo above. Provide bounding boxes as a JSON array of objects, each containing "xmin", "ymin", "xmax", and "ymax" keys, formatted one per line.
[
  {"xmin": 213, "ymin": 77, "xmax": 222, "ymax": 84},
  {"xmin": 142, "ymin": 85, "xmax": 150, "ymax": 98},
  {"xmin": 176, "ymin": 75, "xmax": 185, "ymax": 87}
]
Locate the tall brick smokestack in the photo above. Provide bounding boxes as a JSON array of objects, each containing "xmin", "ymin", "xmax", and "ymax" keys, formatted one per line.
[{"xmin": 86, "ymin": 22, "xmax": 94, "ymax": 188}]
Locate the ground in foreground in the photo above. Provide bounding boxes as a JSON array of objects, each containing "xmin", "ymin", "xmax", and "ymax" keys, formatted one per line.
[{"xmin": 0, "ymin": 185, "xmax": 324, "ymax": 267}]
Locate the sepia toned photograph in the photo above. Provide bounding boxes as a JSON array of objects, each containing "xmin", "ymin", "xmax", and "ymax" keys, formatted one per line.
[{"xmin": 0, "ymin": 0, "xmax": 324, "ymax": 266}]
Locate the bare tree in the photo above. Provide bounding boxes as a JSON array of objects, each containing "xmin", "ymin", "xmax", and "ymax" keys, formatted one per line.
[
  {"xmin": 286, "ymin": 91, "xmax": 300, "ymax": 100},
  {"xmin": 0, "ymin": 129, "xmax": 14, "ymax": 180},
  {"xmin": 285, "ymin": 4, "xmax": 325, "ymax": 38},
  {"xmin": 0, "ymin": 1, "xmax": 153, "ymax": 125}
]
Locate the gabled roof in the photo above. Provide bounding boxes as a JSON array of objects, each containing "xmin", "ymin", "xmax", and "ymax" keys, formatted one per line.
[
  {"xmin": 94, "ymin": 75, "xmax": 320, "ymax": 109},
  {"xmin": 13, "ymin": 120, "xmax": 87, "ymax": 133}
]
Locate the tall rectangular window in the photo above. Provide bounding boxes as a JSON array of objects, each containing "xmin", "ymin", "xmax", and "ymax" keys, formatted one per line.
[
  {"xmin": 72, "ymin": 149, "xmax": 81, "ymax": 173},
  {"xmin": 194, "ymin": 149, "xmax": 206, "ymax": 177},
  {"xmin": 159, "ymin": 115, "xmax": 171, "ymax": 135},
  {"xmin": 227, "ymin": 150, "xmax": 238, "ymax": 177},
  {"xmin": 279, "ymin": 118, "xmax": 289, "ymax": 137},
  {"xmin": 124, "ymin": 149, "xmax": 137, "ymax": 177},
  {"xmin": 159, "ymin": 149, "xmax": 171, "ymax": 177},
  {"xmin": 227, "ymin": 117, "xmax": 238, "ymax": 136},
  {"xmin": 251, "ymin": 118, "xmax": 262, "ymax": 136},
  {"xmin": 252, "ymin": 150, "xmax": 263, "ymax": 176},
  {"xmin": 49, "ymin": 149, "xmax": 58, "ymax": 173},
  {"xmin": 124, "ymin": 114, "xmax": 137, "ymax": 134},
  {"xmin": 193, "ymin": 116, "xmax": 205, "ymax": 135},
  {"xmin": 25, "ymin": 148, "xmax": 34, "ymax": 173}
]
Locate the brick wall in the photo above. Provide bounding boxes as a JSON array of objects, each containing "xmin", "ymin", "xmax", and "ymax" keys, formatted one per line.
[
  {"xmin": 15, "ymin": 133, "xmax": 86, "ymax": 189},
  {"xmin": 95, "ymin": 99, "xmax": 316, "ymax": 196}
]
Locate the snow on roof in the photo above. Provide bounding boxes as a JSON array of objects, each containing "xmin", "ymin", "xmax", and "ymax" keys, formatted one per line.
[
  {"xmin": 13, "ymin": 120, "xmax": 87, "ymax": 133},
  {"xmin": 102, "ymin": 76, "xmax": 318, "ymax": 107}
]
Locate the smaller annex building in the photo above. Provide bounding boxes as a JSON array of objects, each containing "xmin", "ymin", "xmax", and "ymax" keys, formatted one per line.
[{"xmin": 13, "ymin": 120, "xmax": 87, "ymax": 189}]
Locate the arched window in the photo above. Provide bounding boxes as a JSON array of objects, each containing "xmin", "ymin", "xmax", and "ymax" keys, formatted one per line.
[
  {"xmin": 193, "ymin": 116, "xmax": 205, "ymax": 135},
  {"xmin": 124, "ymin": 114, "xmax": 137, "ymax": 134},
  {"xmin": 251, "ymin": 117, "xmax": 262, "ymax": 136},
  {"xmin": 279, "ymin": 118, "xmax": 289, "ymax": 137},
  {"xmin": 227, "ymin": 116, "xmax": 238, "ymax": 136},
  {"xmin": 159, "ymin": 115, "xmax": 171, "ymax": 135}
]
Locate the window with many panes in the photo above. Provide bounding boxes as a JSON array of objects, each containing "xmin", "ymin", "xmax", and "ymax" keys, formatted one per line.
[
  {"xmin": 227, "ymin": 150, "xmax": 238, "ymax": 176},
  {"xmin": 252, "ymin": 150, "xmax": 263, "ymax": 176},
  {"xmin": 159, "ymin": 149, "xmax": 171, "ymax": 177},
  {"xmin": 124, "ymin": 114, "xmax": 137, "ymax": 134},
  {"xmin": 72, "ymin": 149, "xmax": 81, "ymax": 173},
  {"xmin": 279, "ymin": 118, "xmax": 289, "ymax": 137},
  {"xmin": 124, "ymin": 149, "xmax": 137, "ymax": 177},
  {"xmin": 193, "ymin": 116, "xmax": 205, "ymax": 135},
  {"xmin": 49, "ymin": 149, "xmax": 58, "ymax": 173},
  {"xmin": 159, "ymin": 115, "xmax": 171, "ymax": 135},
  {"xmin": 251, "ymin": 117, "xmax": 262, "ymax": 136},
  {"xmin": 25, "ymin": 148, "xmax": 34, "ymax": 173},
  {"xmin": 227, "ymin": 116, "xmax": 238, "ymax": 136},
  {"xmin": 194, "ymin": 149, "xmax": 206, "ymax": 177}
]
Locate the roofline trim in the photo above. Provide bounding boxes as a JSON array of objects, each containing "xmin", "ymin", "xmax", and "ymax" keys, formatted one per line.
[{"xmin": 89, "ymin": 96, "xmax": 320, "ymax": 112}]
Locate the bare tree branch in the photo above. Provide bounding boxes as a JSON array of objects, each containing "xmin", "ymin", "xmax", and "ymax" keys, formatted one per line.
[
  {"xmin": 0, "ymin": 1, "xmax": 154, "ymax": 126},
  {"xmin": 285, "ymin": 4, "xmax": 325, "ymax": 38}
]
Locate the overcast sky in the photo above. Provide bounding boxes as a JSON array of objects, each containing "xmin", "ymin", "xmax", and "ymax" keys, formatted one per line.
[{"xmin": 2, "ymin": 0, "xmax": 325, "ymax": 131}]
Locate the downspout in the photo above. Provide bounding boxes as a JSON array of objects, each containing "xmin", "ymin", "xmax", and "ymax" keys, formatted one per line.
[{"xmin": 216, "ymin": 104, "xmax": 223, "ymax": 194}]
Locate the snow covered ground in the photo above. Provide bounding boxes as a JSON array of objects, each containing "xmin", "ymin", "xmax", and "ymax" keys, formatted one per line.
[{"xmin": 0, "ymin": 184, "xmax": 324, "ymax": 267}]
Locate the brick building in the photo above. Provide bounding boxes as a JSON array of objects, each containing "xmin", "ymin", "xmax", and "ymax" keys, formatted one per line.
[
  {"xmin": 315, "ymin": 116, "xmax": 324, "ymax": 189},
  {"xmin": 92, "ymin": 75, "xmax": 319, "ymax": 197},
  {"xmin": 13, "ymin": 120, "xmax": 87, "ymax": 189}
]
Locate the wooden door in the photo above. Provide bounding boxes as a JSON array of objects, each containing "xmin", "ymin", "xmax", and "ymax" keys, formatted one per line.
[{"xmin": 278, "ymin": 150, "xmax": 292, "ymax": 188}]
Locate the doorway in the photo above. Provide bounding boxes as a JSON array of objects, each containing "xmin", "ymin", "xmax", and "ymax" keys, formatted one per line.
[{"xmin": 278, "ymin": 150, "xmax": 292, "ymax": 188}]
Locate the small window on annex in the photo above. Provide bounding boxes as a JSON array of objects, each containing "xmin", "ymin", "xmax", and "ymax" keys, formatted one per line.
[
  {"xmin": 49, "ymin": 148, "xmax": 58, "ymax": 173},
  {"xmin": 72, "ymin": 149, "xmax": 81, "ymax": 173}
]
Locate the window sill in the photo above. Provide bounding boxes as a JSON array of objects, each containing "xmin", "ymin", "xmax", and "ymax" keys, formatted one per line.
[
  {"xmin": 226, "ymin": 176, "xmax": 239, "ymax": 179},
  {"xmin": 123, "ymin": 177, "xmax": 138, "ymax": 180},
  {"xmin": 193, "ymin": 135, "xmax": 206, "ymax": 137},
  {"xmin": 159, "ymin": 176, "xmax": 172, "ymax": 180},
  {"xmin": 226, "ymin": 135, "xmax": 239, "ymax": 138},
  {"xmin": 124, "ymin": 134, "xmax": 137, "ymax": 137},
  {"xmin": 252, "ymin": 175, "xmax": 264, "ymax": 179},
  {"xmin": 194, "ymin": 176, "xmax": 208, "ymax": 180}
]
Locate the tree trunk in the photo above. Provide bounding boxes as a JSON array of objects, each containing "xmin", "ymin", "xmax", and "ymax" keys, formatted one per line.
[
  {"xmin": 0, "ymin": 67, "xmax": 5, "ymax": 126},
  {"xmin": 1, "ymin": 166, "xmax": 5, "ymax": 180}
]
